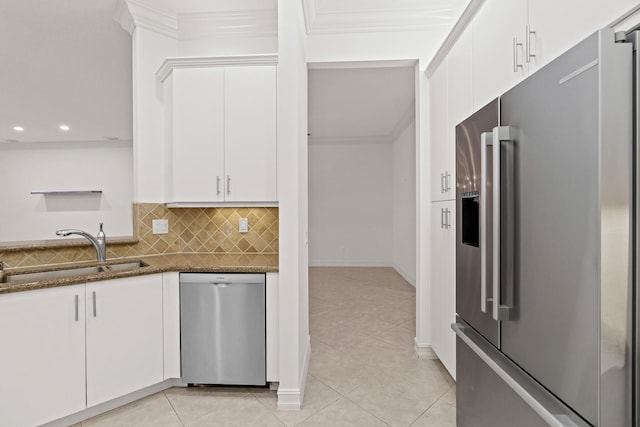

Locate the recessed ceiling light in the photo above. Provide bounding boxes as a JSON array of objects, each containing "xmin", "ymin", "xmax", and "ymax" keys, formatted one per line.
[
  {"xmin": 59, "ymin": 124, "xmax": 70, "ymax": 131},
  {"xmin": 13, "ymin": 126, "xmax": 24, "ymax": 132}
]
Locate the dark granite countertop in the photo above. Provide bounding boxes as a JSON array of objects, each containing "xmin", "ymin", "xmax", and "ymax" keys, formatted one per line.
[{"xmin": 0, "ymin": 253, "xmax": 278, "ymax": 294}]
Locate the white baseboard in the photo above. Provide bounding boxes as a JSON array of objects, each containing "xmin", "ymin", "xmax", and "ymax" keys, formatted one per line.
[
  {"xmin": 308, "ymin": 261, "xmax": 392, "ymax": 268},
  {"xmin": 391, "ymin": 263, "xmax": 416, "ymax": 287},
  {"xmin": 277, "ymin": 334, "xmax": 311, "ymax": 410},
  {"xmin": 414, "ymin": 338, "xmax": 438, "ymax": 360},
  {"xmin": 43, "ymin": 378, "xmax": 184, "ymax": 427}
]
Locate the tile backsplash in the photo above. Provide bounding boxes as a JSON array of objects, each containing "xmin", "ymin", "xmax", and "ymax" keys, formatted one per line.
[{"xmin": 0, "ymin": 204, "xmax": 278, "ymax": 268}]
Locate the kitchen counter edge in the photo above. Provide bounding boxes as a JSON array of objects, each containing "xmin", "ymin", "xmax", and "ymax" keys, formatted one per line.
[{"xmin": 0, "ymin": 254, "xmax": 279, "ymax": 294}]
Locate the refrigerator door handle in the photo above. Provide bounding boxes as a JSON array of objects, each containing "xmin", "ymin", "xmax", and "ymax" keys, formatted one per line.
[
  {"xmin": 492, "ymin": 126, "xmax": 514, "ymax": 321},
  {"xmin": 480, "ymin": 131, "xmax": 493, "ymax": 314}
]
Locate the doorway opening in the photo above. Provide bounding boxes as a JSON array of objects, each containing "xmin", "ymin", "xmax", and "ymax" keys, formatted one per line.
[{"xmin": 306, "ymin": 62, "xmax": 418, "ymax": 354}]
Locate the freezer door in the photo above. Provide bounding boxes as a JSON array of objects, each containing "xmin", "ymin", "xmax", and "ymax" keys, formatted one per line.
[
  {"xmin": 455, "ymin": 99, "xmax": 500, "ymax": 347},
  {"xmin": 454, "ymin": 321, "xmax": 590, "ymax": 427},
  {"xmin": 499, "ymin": 29, "xmax": 632, "ymax": 426}
]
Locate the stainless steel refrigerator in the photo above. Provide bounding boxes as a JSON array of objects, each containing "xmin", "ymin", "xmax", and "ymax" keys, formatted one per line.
[{"xmin": 454, "ymin": 27, "xmax": 638, "ymax": 427}]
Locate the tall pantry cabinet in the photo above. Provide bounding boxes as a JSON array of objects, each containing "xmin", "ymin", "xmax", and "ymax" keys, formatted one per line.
[{"xmin": 429, "ymin": 24, "xmax": 473, "ymax": 379}]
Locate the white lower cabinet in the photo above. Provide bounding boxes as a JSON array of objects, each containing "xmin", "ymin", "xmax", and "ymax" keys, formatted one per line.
[
  {"xmin": 430, "ymin": 201, "xmax": 456, "ymax": 378},
  {"xmin": 86, "ymin": 275, "xmax": 164, "ymax": 407},
  {"xmin": 0, "ymin": 270, "xmax": 275, "ymax": 425},
  {"xmin": 0, "ymin": 284, "xmax": 86, "ymax": 427},
  {"xmin": 162, "ymin": 272, "xmax": 181, "ymax": 379}
]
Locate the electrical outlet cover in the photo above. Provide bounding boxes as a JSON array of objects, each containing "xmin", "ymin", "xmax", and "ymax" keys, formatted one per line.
[
  {"xmin": 152, "ymin": 219, "xmax": 169, "ymax": 234},
  {"xmin": 239, "ymin": 218, "xmax": 249, "ymax": 233}
]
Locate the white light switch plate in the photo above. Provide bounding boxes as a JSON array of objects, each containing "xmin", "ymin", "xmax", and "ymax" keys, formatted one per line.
[
  {"xmin": 152, "ymin": 219, "xmax": 169, "ymax": 234},
  {"xmin": 239, "ymin": 218, "xmax": 249, "ymax": 233}
]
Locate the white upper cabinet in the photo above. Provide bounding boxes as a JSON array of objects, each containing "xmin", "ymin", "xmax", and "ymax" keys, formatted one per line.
[
  {"xmin": 86, "ymin": 275, "xmax": 164, "ymax": 407},
  {"xmin": 169, "ymin": 67, "xmax": 225, "ymax": 203},
  {"xmin": 161, "ymin": 57, "xmax": 278, "ymax": 205},
  {"xmin": 472, "ymin": 0, "xmax": 528, "ymax": 109},
  {"xmin": 0, "ymin": 285, "xmax": 86, "ymax": 427},
  {"xmin": 447, "ymin": 25, "xmax": 474, "ymax": 128},
  {"xmin": 528, "ymin": 0, "xmax": 639, "ymax": 73},
  {"xmin": 429, "ymin": 60, "xmax": 451, "ymax": 202},
  {"xmin": 224, "ymin": 66, "xmax": 277, "ymax": 203}
]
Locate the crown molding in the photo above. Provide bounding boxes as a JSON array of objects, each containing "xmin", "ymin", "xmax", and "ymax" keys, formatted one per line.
[
  {"xmin": 125, "ymin": 0, "xmax": 178, "ymax": 39},
  {"xmin": 121, "ymin": 0, "xmax": 277, "ymax": 41},
  {"xmin": 426, "ymin": 0, "xmax": 485, "ymax": 78},
  {"xmin": 178, "ymin": 9, "xmax": 277, "ymax": 40},
  {"xmin": 156, "ymin": 54, "xmax": 278, "ymax": 82},
  {"xmin": 115, "ymin": 0, "xmax": 135, "ymax": 35},
  {"xmin": 302, "ymin": 0, "xmax": 317, "ymax": 35},
  {"xmin": 302, "ymin": 0, "xmax": 460, "ymax": 35}
]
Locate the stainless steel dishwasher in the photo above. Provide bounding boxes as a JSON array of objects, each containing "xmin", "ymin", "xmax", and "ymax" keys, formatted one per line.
[{"xmin": 180, "ymin": 273, "xmax": 266, "ymax": 386}]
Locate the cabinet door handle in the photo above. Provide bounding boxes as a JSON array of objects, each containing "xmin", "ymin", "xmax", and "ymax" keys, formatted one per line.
[
  {"xmin": 92, "ymin": 291, "xmax": 97, "ymax": 317},
  {"xmin": 440, "ymin": 173, "xmax": 445, "ymax": 193},
  {"xmin": 444, "ymin": 208, "xmax": 451, "ymax": 229},
  {"xmin": 526, "ymin": 25, "xmax": 536, "ymax": 63},
  {"xmin": 216, "ymin": 176, "xmax": 221, "ymax": 196},
  {"xmin": 513, "ymin": 37, "xmax": 524, "ymax": 72},
  {"xmin": 227, "ymin": 175, "xmax": 231, "ymax": 195},
  {"xmin": 74, "ymin": 294, "xmax": 79, "ymax": 322},
  {"xmin": 440, "ymin": 208, "xmax": 445, "ymax": 229},
  {"xmin": 445, "ymin": 172, "xmax": 452, "ymax": 192}
]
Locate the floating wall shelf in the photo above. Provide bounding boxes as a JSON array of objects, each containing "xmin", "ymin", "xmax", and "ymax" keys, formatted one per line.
[{"xmin": 30, "ymin": 190, "xmax": 103, "ymax": 196}]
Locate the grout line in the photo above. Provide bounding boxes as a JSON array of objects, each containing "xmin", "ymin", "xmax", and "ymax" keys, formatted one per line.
[
  {"xmin": 163, "ymin": 390, "xmax": 186, "ymax": 427},
  {"xmin": 407, "ymin": 387, "xmax": 452, "ymax": 426},
  {"xmin": 341, "ymin": 394, "xmax": 393, "ymax": 427}
]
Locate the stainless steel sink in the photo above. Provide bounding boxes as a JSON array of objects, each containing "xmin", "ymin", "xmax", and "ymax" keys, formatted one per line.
[
  {"xmin": 0, "ymin": 261, "xmax": 149, "ymax": 284},
  {"xmin": 102, "ymin": 261, "xmax": 148, "ymax": 272}
]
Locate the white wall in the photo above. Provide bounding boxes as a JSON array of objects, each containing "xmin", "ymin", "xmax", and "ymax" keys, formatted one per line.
[
  {"xmin": 0, "ymin": 141, "xmax": 133, "ymax": 242},
  {"xmin": 392, "ymin": 121, "xmax": 417, "ymax": 285},
  {"xmin": 276, "ymin": 0, "xmax": 310, "ymax": 410},
  {"xmin": 308, "ymin": 141, "xmax": 393, "ymax": 266},
  {"xmin": 306, "ymin": 29, "xmax": 446, "ymax": 65},
  {"xmin": 308, "ymin": 126, "xmax": 416, "ymax": 283}
]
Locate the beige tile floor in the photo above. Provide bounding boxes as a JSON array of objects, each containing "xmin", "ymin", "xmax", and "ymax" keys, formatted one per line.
[{"xmin": 80, "ymin": 267, "xmax": 456, "ymax": 426}]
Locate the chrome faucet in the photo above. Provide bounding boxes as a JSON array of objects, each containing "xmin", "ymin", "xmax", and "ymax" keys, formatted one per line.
[{"xmin": 56, "ymin": 223, "xmax": 107, "ymax": 262}]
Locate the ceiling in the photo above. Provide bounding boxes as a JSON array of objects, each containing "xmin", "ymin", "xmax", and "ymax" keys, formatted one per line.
[
  {"xmin": 136, "ymin": 0, "xmax": 276, "ymax": 14},
  {"xmin": 308, "ymin": 66, "xmax": 415, "ymax": 143},
  {"xmin": 306, "ymin": 0, "xmax": 468, "ymax": 145},
  {"xmin": 0, "ymin": 0, "xmax": 132, "ymax": 143},
  {"xmin": 0, "ymin": 0, "xmax": 468, "ymax": 144}
]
